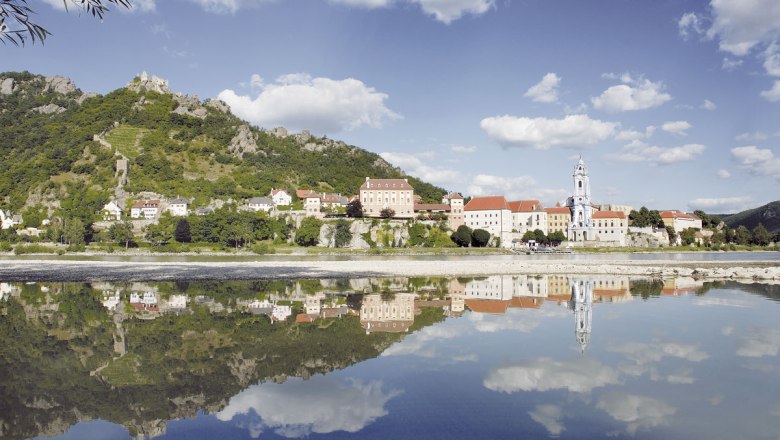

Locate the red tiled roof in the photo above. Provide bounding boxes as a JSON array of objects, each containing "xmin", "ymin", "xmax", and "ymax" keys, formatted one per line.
[
  {"xmin": 131, "ymin": 199, "xmax": 160, "ymax": 209},
  {"xmin": 465, "ymin": 299, "xmax": 509, "ymax": 314},
  {"xmin": 414, "ymin": 203, "xmax": 451, "ymax": 212},
  {"xmin": 545, "ymin": 207, "xmax": 571, "ymax": 214},
  {"xmin": 295, "ymin": 314, "xmax": 315, "ymax": 323},
  {"xmin": 509, "ymin": 297, "xmax": 542, "ymax": 309},
  {"xmin": 508, "ymin": 200, "xmax": 542, "ymax": 213},
  {"xmin": 360, "ymin": 178, "xmax": 413, "ymax": 190},
  {"xmin": 445, "ymin": 192, "xmax": 464, "ymax": 200},
  {"xmin": 660, "ymin": 210, "xmax": 700, "ymax": 220},
  {"xmin": 464, "ymin": 196, "xmax": 510, "ymax": 211},
  {"xmin": 270, "ymin": 189, "xmax": 289, "ymax": 196},
  {"xmin": 296, "ymin": 189, "xmax": 317, "ymax": 198},
  {"xmin": 593, "ymin": 211, "xmax": 626, "ymax": 219}
]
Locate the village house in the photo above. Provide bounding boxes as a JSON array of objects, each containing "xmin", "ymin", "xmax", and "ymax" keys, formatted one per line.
[
  {"xmin": 508, "ymin": 200, "xmax": 547, "ymax": 235},
  {"xmin": 545, "ymin": 206, "xmax": 571, "ymax": 239},
  {"xmin": 270, "ymin": 188, "xmax": 292, "ymax": 206},
  {"xmin": 360, "ymin": 293, "xmax": 416, "ymax": 334},
  {"xmin": 164, "ymin": 294, "xmax": 188, "ymax": 313},
  {"xmin": 304, "ymin": 193, "xmax": 322, "ymax": 217},
  {"xmin": 247, "ymin": 197, "xmax": 273, "ymax": 213},
  {"xmin": 592, "ymin": 211, "xmax": 628, "ymax": 245},
  {"xmin": 442, "ymin": 192, "xmax": 465, "ymax": 230},
  {"xmin": 359, "ymin": 177, "xmax": 415, "ymax": 218},
  {"xmin": 320, "ymin": 193, "xmax": 349, "ymax": 208},
  {"xmin": 0, "ymin": 209, "xmax": 14, "ymax": 229},
  {"xmin": 130, "ymin": 200, "xmax": 160, "ymax": 219},
  {"xmin": 102, "ymin": 201, "xmax": 122, "ymax": 221},
  {"xmin": 101, "ymin": 290, "xmax": 121, "ymax": 312},
  {"xmin": 464, "ymin": 196, "xmax": 513, "ymax": 247},
  {"xmin": 167, "ymin": 197, "xmax": 189, "ymax": 216},
  {"xmin": 271, "ymin": 305, "xmax": 293, "ymax": 323},
  {"xmin": 660, "ymin": 210, "xmax": 703, "ymax": 232}
]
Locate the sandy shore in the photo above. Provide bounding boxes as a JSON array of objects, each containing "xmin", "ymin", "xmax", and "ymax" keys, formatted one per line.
[{"xmin": 0, "ymin": 258, "xmax": 778, "ymax": 282}]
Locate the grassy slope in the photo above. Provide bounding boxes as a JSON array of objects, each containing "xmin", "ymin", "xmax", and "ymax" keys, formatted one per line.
[{"xmin": 721, "ymin": 201, "xmax": 780, "ymax": 233}]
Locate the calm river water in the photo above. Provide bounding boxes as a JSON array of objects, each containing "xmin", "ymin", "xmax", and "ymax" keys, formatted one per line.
[{"xmin": 1, "ymin": 274, "xmax": 778, "ymax": 439}]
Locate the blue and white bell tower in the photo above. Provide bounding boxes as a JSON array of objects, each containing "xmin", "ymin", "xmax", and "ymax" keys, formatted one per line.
[{"xmin": 566, "ymin": 157, "xmax": 596, "ymax": 241}]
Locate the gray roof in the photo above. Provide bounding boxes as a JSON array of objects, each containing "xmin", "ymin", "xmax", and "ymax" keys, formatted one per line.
[
  {"xmin": 249, "ymin": 197, "xmax": 273, "ymax": 205},
  {"xmin": 170, "ymin": 197, "xmax": 189, "ymax": 205}
]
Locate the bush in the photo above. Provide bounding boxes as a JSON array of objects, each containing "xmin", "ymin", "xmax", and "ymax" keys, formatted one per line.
[
  {"xmin": 252, "ymin": 242, "xmax": 275, "ymax": 254},
  {"xmin": 14, "ymin": 244, "xmax": 57, "ymax": 255},
  {"xmin": 295, "ymin": 217, "xmax": 323, "ymax": 247},
  {"xmin": 66, "ymin": 244, "xmax": 86, "ymax": 252},
  {"xmin": 0, "ymin": 242, "xmax": 11, "ymax": 252},
  {"xmin": 471, "ymin": 229, "xmax": 491, "ymax": 247}
]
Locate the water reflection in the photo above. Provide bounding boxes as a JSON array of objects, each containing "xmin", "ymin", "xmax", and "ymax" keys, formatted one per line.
[{"xmin": 0, "ymin": 276, "xmax": 778, "ymax": 439}]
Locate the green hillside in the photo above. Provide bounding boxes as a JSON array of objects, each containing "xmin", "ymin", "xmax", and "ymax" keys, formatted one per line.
[
  {"xmin": 0, "ymin": 71, "xmax": 446, "ymax": 221},
  {"xmin": 721, "ymin": 201, "xmax": 780, "ymax": 233}
]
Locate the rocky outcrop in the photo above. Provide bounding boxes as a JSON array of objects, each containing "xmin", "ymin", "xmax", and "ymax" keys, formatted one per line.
[
  {"xmin": 0, "ymin": 77, "xmax": 16, "ymax": 95},
  {"xmin": 228, "ymin": 125, "xmax": 259, "ymax": 158},
  {"xmin": 126, "ymin": 71, "xmax": 170, "ymax": 94},
  {"xmin": 32, "ymin": 104, "xmax": 66, "ymax": 114},
  {"xmin": 205, "ymin": 98, "xmax": 229, "ymax": 113},
  {"xmin": 172, "ymin": 94, "xmax": 208, "ymax": 119},
  {"xmin": 43, "ymin": 76, "xmax": 78, "ymax": 95}
]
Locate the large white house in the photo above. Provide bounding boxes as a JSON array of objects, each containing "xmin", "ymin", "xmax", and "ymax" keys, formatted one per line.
[
  {"xmin": 508, "ymin": 200, "xmax": 547, "ymax": 235},
  {"xmin": 270, "ymin": 189, "xmax": 292, "ymax": 206},
  {"xmin": 102, "ymin": 201, "xmax": 122, "ymax": 221},
  {"xmin": 247, "ymin": 197, "xmax": 273, "ymax": 212},
  {"xmin": 0, "ymin": 209, "xmax": 13, "ymax": 230},
  {"xmin": 593, "ymin": 211, "xmax": 628, "ymax": 245},
  {"xmin": 359, "ymin": 177, "xmax": 415, "ymax": 218},
  {"xmin": 464, "ymin": 196, "xmax": 513, "ymax": 248},
  {"xmin": 167, "ymin": 197, "xmax": 189, "ymax": 216},
  {"xmin": 130, "ymin": 200, "xmax": 160, "ymax": 219}
]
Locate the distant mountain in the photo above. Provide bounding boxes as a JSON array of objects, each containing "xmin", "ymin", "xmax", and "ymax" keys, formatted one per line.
[
  {"xmin": 720, "ymin": 201, "xmax": 780, "ymax": 233},
  {"xmin": 0, "ymin": 71, "xmax": 446, "ymax": 220}
]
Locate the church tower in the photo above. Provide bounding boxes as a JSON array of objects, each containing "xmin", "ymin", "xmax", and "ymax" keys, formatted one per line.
[
  {"xmin": 569, "ymin": 277, "xmax": 593, "ymax": 353},
  {"xmin": 566, "ymin": 156, "xmax": 596, "ymax": 241}
]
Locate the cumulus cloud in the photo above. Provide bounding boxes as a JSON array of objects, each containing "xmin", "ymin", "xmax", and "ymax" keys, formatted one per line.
[
  {"xmin": 731, "ymin": 145, "xmax": 780, "ymax": 180},
  {"xmin": 736, "ymin": 327, "xmax": 780, "ymax": 357},
  {"xmin": 450, "ymin": 145, "xmax": 478, "ymax": 153},
  {"xmin": 217, "ymin": 376, "xmax": 401, "ymax": 438},
  {"xmin": 760, "ymin": 81, "xmax": 780, "ymax": 101},
  {"xmin": 218, "ymin": 73, "xmax": 400, "ymax": 134},
  {"xmin": 701, "ymin": 0, "xmax": 780, "ymax": 56},
  {"xmin": 524, "ymin": 73, "xmax": 561, "ymax": 103},
  {"xmin": 688, "ymin": 196, "xmax": 753, "ymax": 213},
  {"xmin": 735, "ymin": 131, "xmax": 769, "ymax": 142},
  {"xmin": 467, "ymin": 311, "xmax": 541, "ymax": 333},
  {"xmin": 483, "ymin": 357, "xmax": 620, "ymax": 394},
  {"xmin": 661, "ymin": 120, "xmax": 692, "ymax": 135},
  {"xmin": 701, "ymin": 99, "xmax": 717, "ymax": 110},
  {"xmin": 596, "ymin": 392, "xmax": 676, "ymax": 435},
  {"xmin": 529, "ymin": 404, "xmax": 565, "ymax": 436},
  {"xmin": 480, "ymin": 114, "xmax": 617, "ymax": 149},
  {"xmin": 466, "ymin": 174, "xmax": 568, "ymax": 204},
  {"xmin": 722, "ymin": 57, "xmax": 744, "ymax": 71},
  {"xmin": 678, "ymin": 12, "xmax": 705, "ymax": 40},
  {"xmin": 411, "ymin": 0, "xmax": 495, "ymax": 24},
  {"xmin": 382, "ymin": 324, "xmax": 462, "ymax": 358},
  {"xmin": 764, "ymin": 43, "xmax": 780, "ymax": 76},
  {"xmin": 609, "ymin": 141, "xmax": 705, "ymax": 165},
  {"xmin": 330, "ymin": 0, "xmax": 393, "ymax": 8},
  {"xmin": 591, "ymin": 75, "xmax": 672, "ymax": 113},
  {"xmin": 379, "ymin": 152, "xmax": 460, "ymax": 185},
  {"xmin": 615, "ymin": 126, "xmax": 655, "ymax": 142}
]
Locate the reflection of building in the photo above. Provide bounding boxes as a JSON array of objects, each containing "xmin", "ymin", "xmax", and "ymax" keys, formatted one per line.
[
  {"xmin": 463, "ymin": 275, "xmax": 546, "ymax": 314},
  {"xmin": 569, "ymin": 278, "xmax": 593, "ymax": 353},
  {"xmin": 360, "ymin": 293, "xmax": 416, "ymax": 333},
  {"xmin": 448, "ymin": 279, "xmax": 465, "ymax": 315},
  {"xmin": 101, "ymin": 290, "xmax": 121, "ymax": 311},
  {"xmin": 662, "ymin": 277, "xmax": 704, "ymax": 296}
]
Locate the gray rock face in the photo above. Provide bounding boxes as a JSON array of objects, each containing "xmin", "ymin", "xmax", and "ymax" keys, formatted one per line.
[
  {"xmin": 0, "ymin": 78, "xmax": 16, "ymax": 95},
  {"xmin": 206, "ymin": 98, "xmax": 230, "ymax": 113},
  {"xmin": 76, "ymin": 92, "xmax": 98, "ymax": 105},
  {"xmin": 126, "ymin": 71, "xmax": 170, "ymax": 94},
  {"xmin": 32, "ymin": 104, "xmax": 66, "ymax": 114},
  {"xmin": 172, "ymin": 94, "xmax": 208, "ymax": 119},
  {"xmin": 228, "ymin": 125, "xmax": 259, "ymax": 158},
  {"xmin": 43, "ymin": 76, "xmax": 78, "ymax": 95}
]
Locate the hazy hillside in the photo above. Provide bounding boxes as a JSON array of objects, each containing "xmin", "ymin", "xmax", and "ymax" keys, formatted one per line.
[
  {"xmin": 0, "ymin": 71, "xmax": 445, "ymax": 221},
  {"xmin": 721, "ymin": 201, "xmax": 780, "ymax": 233}
]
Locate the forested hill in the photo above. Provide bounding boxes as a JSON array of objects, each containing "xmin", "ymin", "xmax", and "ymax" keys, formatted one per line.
[
  {"xmin": 0, "ymin": 71, "xmax": 445, "ymax": 217},
  {"xmin": 720, "ymin": 201, "xmax": 780, "ymax": 233}
]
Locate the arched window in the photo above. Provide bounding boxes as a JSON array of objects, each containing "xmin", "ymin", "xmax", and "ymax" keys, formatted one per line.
[{"xmin": 578, "ymin": 181, "xmax": 582, "ymax": 188}]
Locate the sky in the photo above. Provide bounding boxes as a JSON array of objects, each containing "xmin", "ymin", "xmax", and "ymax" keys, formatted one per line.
[{"xmin": 2, "ymin": 0, "xmax": 780, "ymax": 213}]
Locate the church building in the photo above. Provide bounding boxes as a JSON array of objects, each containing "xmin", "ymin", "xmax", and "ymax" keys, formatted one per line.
[{"xmin": 566, "ymin": 157, "xmax": 596, "ymax": 242}]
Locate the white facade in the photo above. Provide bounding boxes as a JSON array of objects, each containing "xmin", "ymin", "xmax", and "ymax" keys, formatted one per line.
[
  {"xmin": 464, "ymin": 196, "xmax": 513, "ymax": 248},
  {"xmin": 270, "ymin": 189, "xmax": 292, "ymax": 206},
  {"xmin": 131, "ymin": 200, "xmax": 160, "ymax": 219},
  {"xmin": 247, "ymin": 197, "xmax": 273, "ymax": 213},
  {"xmin": 566, "ymin": 158, "xmax": 596, "ymax": 242},
  {"xmin": 102, "ymin": 201, "xmax": 122, "ymax": 221},
  {"xmin": 593, "ymin": 212, "xmax": 628, "ymax": 245},
  {"xmin": 167, "ymin": 294, "xmax": 188, "ymax": 309},
  {"xmin": 101, "ymin": 290, "xmax": 121, "ymax": 311},
  {"xmin": 359, "ymin": 178, "xmax": 415, "ymax": 219},
  {"xmin": 509, "ymin": 201, "xmax": 548, "ymax": 235},
  {"xmin": 0, "ymin": 210, "xmax": 12, "ymax": 230},
  {"xmin": 167, "ymin": 198, "xmax": 189, "ymax": 217},
  {"xmin": 272, "ymin": 305, "xmax": 292, "ymax": 323},
  {"xmin": 305, "ymin": 196, "xmax": 322, "ymax": 216},
  {"xmin": 569, "ymin": 277, "xmax": 593, "ymax": 353}
]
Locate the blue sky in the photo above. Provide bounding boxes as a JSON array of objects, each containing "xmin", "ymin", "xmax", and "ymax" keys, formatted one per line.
[{"xmin": 3, "ymin": 0, "xmax": 780, "ymax": 213}]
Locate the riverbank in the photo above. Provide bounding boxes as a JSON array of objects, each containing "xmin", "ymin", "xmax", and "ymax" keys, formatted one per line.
[{"xmin": 1, "ymin": 257, "xmax": 778, "ymax": 282}]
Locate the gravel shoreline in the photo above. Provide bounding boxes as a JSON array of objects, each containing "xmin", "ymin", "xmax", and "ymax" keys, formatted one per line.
[{"xmin": 0, "ymin": 258, "xmax": 778, "ymax": 282}]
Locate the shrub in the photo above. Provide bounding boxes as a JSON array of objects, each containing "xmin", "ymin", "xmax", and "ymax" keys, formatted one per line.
[
  {"xmin": 252, "ymin": 242, "xmax": 275, "ymax": 254},
  {"xmin": 0, "ymin": 242, "xmax": 11, "ymax": 252},
  {"xmin": 471, "ymin": 229, "xmax": 491, "ymax": 247},
  {"xmin": 14, "ymin": 244, "xmax": 57, "ymax": 255}
]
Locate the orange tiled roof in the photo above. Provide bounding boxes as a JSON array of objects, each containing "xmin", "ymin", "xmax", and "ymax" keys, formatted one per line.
[
  {"xmin": 131, "ymin": 199, "xmax": 160, "ymax": 209},
  {"xmin": 445, "ymin": 192, "xmax": 464, "ymax": 200},
  {"xmin": 296, "ymin": 189, "xmax": 318, "ymax": 199},
  {"xmin": 510, "ymin": 297, "xmax": 542, "ymax": 309},
  {"xmin": 464, "ymin": 196, "xmax": 510, "ymax": 211},
  {"xmin": 465, "ymin": 299, "xmax": 509, "ymax": 314},
  {"xmin": 508, "ymin": 200, "xmax": 542, "ymax": 213},
  {"xmin": 593, "ymin": 211, "xmax": 626, "ymax": 219},
  {"xmin": 660, "ymin": 210, "xmax": 700, "ymax": 220},
  {"xmin": 545, "ymin": 207, "xmax": 570, "ymax": 214}
]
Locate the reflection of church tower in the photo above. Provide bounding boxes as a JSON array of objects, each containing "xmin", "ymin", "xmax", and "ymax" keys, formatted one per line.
[
  {"xmin": 566, "ymin": 157, "xmax": 596, "ymax": 242},
  {"xmin": 569, "ymin": 278, "xmax": 593, "ymax": 353}
]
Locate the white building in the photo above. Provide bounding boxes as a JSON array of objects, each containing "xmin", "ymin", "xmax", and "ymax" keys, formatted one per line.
[
  {"xmin": 271, "ymin": 305, "xmax": 292, "ymax": 323},
  {"xmin": 305, "ymin": 194, "xmax": 322, "ymax": 216},
  {"xmin": 593, "ymin": 211, "xmax": 628, "ymax": 245},
  {"xmin": 508, "ymin": 200, "xmax": 547, "ymax": 235},
  {"xmin": 566, "ymin": 157, "xmax": 596, "ymax": 242},
  {"xmin": 359, "ymin": 177, "xmax": 415, "ymax": 219},
  {"xmin": 464, "ymin": 196, "xmax": 513, "ymax": 248},
  {"xmin": 270, "ymin": 189, "xmax": 292, "ymax": 206},
  {"xmin": 442, "ymin": 192, "xmax": 465, "ymax": 230},
  {"xmin": 167, "ymin": 197, "xmax": 189, "ymax": 217},
  {"xmin": 360, "ymin": 293, "xmax": 416, "ymax": 333},
  {"xmin": 569, "ymin": 277, "xmax": 593, "ymax": 353},
  {"xmin": 167, "ymin": 294, "xmax": 188, "ymax": 309},
  {"xmin": 247, "ymin": 197, "xmax": 273, "ymax": 212},
  {"xmin": 102, "ymin": 201, "xmax": 122, "ymax": 221},
  {"xmin": 130, "ymin": 200, "xmax": 160, "ymax": 219},
  {"xmin": 101, "ymin": 290, "xmax": 121, "ymax": 311},
  {"xmin": 0, "ymin": 209, "xmax": 13, "ymax": 230}
]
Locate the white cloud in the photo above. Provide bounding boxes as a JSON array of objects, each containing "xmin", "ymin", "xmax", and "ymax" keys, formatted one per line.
[
  {"xmin": 480, "ymin": 114, "xmax": 617, "ymax": 149},
  {"xmin": 529, "ymin": 405, "xmax": 565, "ymax": 436},
  {"xmin": 382, "ymin": 323, "xmax": 461, "ymax": 358},
  {"xmin": 764, "ymin": 42, "xmax": 780, "ymax": 76},
  {"xmin": 524, "ymin": 73, "xmax": 561, "ymax": 104},
  {"xmin": 722, "ymin": 57, "xmax": 744, "ymax": 71},
  {"xmin": 467, "ymin": 311, "xmax": 540, "ymax": 333},
  {"xmin": 678, "ymin": 12, "xmax": 705, "ymax": 39},
  {"xmin": 330, "ymin": 0, "xmax": 393, "ymax": 8},
  {"xmin": 591, "ymin": 76, "xmax": 672, "ymax": 113},
  {"xmin": 249, "ymin": 74, "xmax": 264, "ymax": 90},
  {"xmin": 688, "ymin": 196, "xmax": 753, "ymax": 213},
  {"xmin": 466, "ymin": 174, "xmax": 568, "ymax": 204},
  {"xmin": 661, "ymin": 120, "xmax": 692, "ymax": 136},
  {"xmin": 131, "ymin": 0, "xmax": 157, "ymax": 12},
  {"xmin": 760, "ymin": 80, "xmax": 780, "ymax": 101},
  {"xmin": 218, "ymin": 73, "xmax": 400, "ymax": 134},
  {"xmin": 701, "ymin": 99, "xmax": 717, "ymax": 110},
  {"xmin": 737, "ymin": 327, "xmax": 780, "ymax": 357},
  {"xmin": 703, "ymin": 0, "xmax": 780, "ymax": 56},
  {"xmin": 411, "ymin": 0, "xmax": 495, "ymax": 24},
  {"xmin": 735, "ymin": 131, "xmax": 769, "ymax": 142},
  {"xmin": 217, "ymin": 376, "xmax": 401, "ymax": 438},
  {"xmin": 380, "ymin": 152, "xmax": 460, "ymax": 185},
  {"xmin": 717, "ymin": 169, "xmax": 731, "ymax": 178},
  {"xmin": 483, "ymin": 357, "xmax": 620, "ymax": 394},
  {"xmin": 610, "ymin": 141, "xmax": 705, "ymax": 165},
  {"xmin": 450, "ymin": 145, "xmax": 478, "ymax": 153},
  {"xmin": 731, "ymin": 145, "xmax": 780, "ymax": 180},
  {"xmin": 596, "ymin": 392, "xmax": 676, "ymax": 435},
  {"xmin": 186, "ymin": 0, "xmax": 245, "ymax": 14}
]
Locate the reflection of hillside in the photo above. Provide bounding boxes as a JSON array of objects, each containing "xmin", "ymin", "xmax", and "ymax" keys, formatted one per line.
[{"xmin": 0, "ymin": 281, "xmax": 449, "ymax": 440}]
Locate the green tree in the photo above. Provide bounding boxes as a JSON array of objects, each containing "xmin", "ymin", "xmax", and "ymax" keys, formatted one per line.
[
  {"xmin": 533, "ymin": 229, "xmax": 548, "ymax": 245},
  {"xmin": 665, "ymin": 226, "xmax": 676, "ymax": 245},
  {"xmin": 680, "ymin": 227, "xmax": 699, "ymax": 246},
  {"xmin": 22, "ymin": 205, "xmax": 46, "ymax": 228},
  {"xmin": 471, "ymin": 229, "xmax": 491, "ymax": 247},
  {"xmin": 175, "ymin": 218, "xmax": 191, "ymax": 243},
  {"xmin": 65, "ymin": 217, "xmax": 85, "ymax": 245},
  {"xmin": 333, "ymin": 219, "xmax": 352, "ymax": 248},
  {"xmin": 346, "ymin": 200, "xmax": 363, "ymax": 218},
  {"xmin": 380, "ymin": 208, "xmax": 395, "ymax": 219},
  {"xmin": 548, "ymin": 230, "xmax": 567, "ymax": 246},
  {"xmin": 752, "ymin": 223, "xmax": 771, "ymax": 246},
  {"xmin": 144, "ymin": 223, "xmax": 172, "ymax": 246},
  {"xmin": 734, "ymin": 225, "xmax": 751, "ymax": 245},
  {"xmin": 295, "ymin": 217, "xmax": 322, "ymax": 247},
  {"xmin": 108, "ymin": 220, "xmax": 134, "ymax": 249},
  {"xmin": 451, "ymin": 225, "xmax": 472, "ymax": 247},
  {"xmin": 408, "ymin": 223, "xmax": 428, "ymax": 247}
]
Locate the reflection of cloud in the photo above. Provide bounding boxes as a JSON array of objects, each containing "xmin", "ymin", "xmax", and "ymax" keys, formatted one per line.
[
  {"xmin": 468, "ymin": 312, "xmax": 540, "ymax": 333},
  {"xmin": 484, "ymin": 358, "xmax": 620, "ymax": 393},
  {"xmin": 695, "ymin": 298, "xmax": 751, "ymax": 308},
  {"xmin": 217, "ymin": 377, "xmax": 401, "ymax": 438},
  {"xmin": 771, "ymin": 405, "xmax": 780, "ymax": 417},
  {"xmin": 609, "ymin": 341, "xmax": 709, "ymax": 364},
  {"xmin": 596, "ymin": 392, "xmax": 676, "ymax": 435},
  {"xmin": 722, "ymin": 326, "xmax": 735, "ymax": 336},
  {"xmin": 529, "ymin": 404, "xmax": 565, "ymax": 435},
  {"xmin": 452, "ymin": 354, "xmax": 479, "ymax": 363},
  {"xmin": 382, "ymin": 324, "xmax": 461, "ymax": 358},
  {"xmin": 737, "ymin": 328, "xmax": 780, "ymax": 358},
  {"xmin": 709, "ymin": 395, "xmax": 724, "ymax": 406},
  {"xmin": 665, "ymin": 369, "xmax": 696, "ymax": 384}
]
